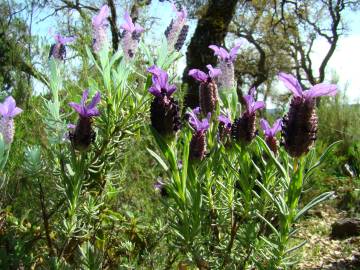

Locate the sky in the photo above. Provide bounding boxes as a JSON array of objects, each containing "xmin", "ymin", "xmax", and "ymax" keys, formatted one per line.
[{"xmin": 31, "ymin": 1, "xmax": 360, "ymax": 103}]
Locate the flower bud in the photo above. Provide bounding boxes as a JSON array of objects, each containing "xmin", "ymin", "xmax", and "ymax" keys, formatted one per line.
[{"xmin": 69, "ymin": 116, "xmax": 96, "ymax": 151}]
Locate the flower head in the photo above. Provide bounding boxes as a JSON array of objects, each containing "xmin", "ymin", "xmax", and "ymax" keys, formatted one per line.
[
  {"xmin": 0, "ymin": 97, "xmax": 23, "ymax": 118},
  {"xmin": 260, "ymin": 119, "xmax": 282, "ymax": 138},
  {"xmin": 189, "ymin": 65, "xmax": 221, "ymax": 83},
  {"xmin": 187, "ymin": 108, "xmax": 210, "ymax": 132},
  {"xmin": 69, "ymin": 90, "xmax": 101, "ymax": 117},
  {"xmin": 243, "ymin": 87, "xmax": 265, "ymax": 115},
  {"xmin": 147, "ymin": 66, "xmax": 177, "ymax": 98},
  {"xmin": 209, "ymin": 43, "xmax": 242, "ymax": 63},
  {"xmin": 218, "ymin": 114, "xmax": 231, "ymax": 129},
  {"xmin": 278, "ymin": 72, "xmax": 337, "ymax": 100},
  {"xmin": 120, "ymin": 12, "xmax": 144, "ymax": 59},
  {"xmin": 92, "ymin": 5, "xmax": 110, "ymax": 53}
]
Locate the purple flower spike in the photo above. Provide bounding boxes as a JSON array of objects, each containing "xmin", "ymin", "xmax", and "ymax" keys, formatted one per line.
[
  {"xmin": 260, "ymin": 119, "xmax": 282, "ymax": 138},
  {"xmin": 120, "ymin": 12, "xmax": 144, "ymax": 59},
  {"xmin": 188, "ymin": 108, "xmax": 210, "ymax": 161},
  {"xmin": 188, "ymin": 108, "xmax": 210, "ymax": 132},
  {"xmin": 279, "ymin": 72, "xmax": 337, "ymax": 157},
  {"xmin": 0, "ymin": 97, "xmax": 23, "ymax": 118},
  {"xmin": 0, "ymin": 96, "xmax": 22, "ymax": 145},
  {"xmin": 243, "ymin": 89, "xmax": 265, "ymax": 115},
  {"xmin": 165, "ymin": 4, "xmax": 188, "ymax": 51},
  {"xmin": 49, "ymin": 33, "xmax": 75, "ymax": 60},
  {"xmin": 147, "ymin": 66, "xmax": 177, "ymax": 98},
  {"xmin": 69, "ymin": 90, "xmax": 101, "ymax": 117},
  {"xmin": 278, "ymin": 72, "xmax": 337, "ymax": 100},
  {"xmin": 92, "ymin": 5, "xmax": 110, "ymax": 53}
]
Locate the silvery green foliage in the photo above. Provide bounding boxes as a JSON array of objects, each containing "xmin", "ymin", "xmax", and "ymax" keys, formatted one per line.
[{"xmin": 23, "ymin": 146, "xmax": 43, "ymax": 176}]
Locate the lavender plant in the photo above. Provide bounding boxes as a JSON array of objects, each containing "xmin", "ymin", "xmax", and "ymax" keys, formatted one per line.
[
  {"xmin": 0, "ymin": 4, "xmax": 342, "ymax": 268},
  {"xmin": 148, "ymin": 65, "xmax": 339, "ymax": 268}
]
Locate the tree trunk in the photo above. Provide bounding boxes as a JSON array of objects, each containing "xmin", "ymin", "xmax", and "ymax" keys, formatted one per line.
[{"xmin": 183, "ymin": 0, "xmax": 239, "ymax": 109}]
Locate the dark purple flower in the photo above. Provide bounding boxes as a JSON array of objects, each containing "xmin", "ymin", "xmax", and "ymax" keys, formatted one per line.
[
  {"xmin": 189, "ymin": 65, "xmax": 221, "ymax": 114},
  {"xmin": 92, "ymin": 5, "xmax": 110, "ymax": 52},
  {"xmin": 260, "ymin": 118, "xmax": 282, "ymax": 154},
  {"xmin": 232, "ymin": 88, "xmax": 264, "ymax": 145},
  {"xmin": 208, "ymin": 43, "xmax": 242, "ymax": 63},
  {"xmin": 147, "ymin": 67, "xmax": 181, "ymax": 139},
  {"xmin": 0, "ymin": 96, "xmax": 22, "ymax": 145},
  {"xmin": 49, "ymin": 34, "xmax": 75, "ymax": 60},
  {"xmin": 218, "ymin": 114, "xmax": 232, "ymax": 144},
  {"xmin": 68, "ymin": 90, "xmax": 101, "ymax": 151},
  {"xmin": 279, "ymin": 72, "xmax": 337, "ymax": 157},
  {"xmin": 147, "ymin": 66, "xmax": 177, "ymax": 98},
  {"xmin": 218, "ymin": 114, "xmax": 232, "ymax": 129},
  {"xmin": 69, "ymin": 90, "xmax": 101, "ymax": 117},
  {"xmin": 188, "ymin": 108, "xmax": 210, "ymax": 161}
]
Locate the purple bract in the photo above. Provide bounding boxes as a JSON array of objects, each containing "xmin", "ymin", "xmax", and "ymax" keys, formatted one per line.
[
  {"xmin": 260, "ymin": 118, "xmax": 282, "ymax": 138},
  {"xmin": 0, "ymin": 97, "xmax": 23, "ymax": 118},
  {"xmin": 69, "ymin": 90, "xmax": 101, "ymax": 117},
  {"xmin": 278, "ymin": 72, "xmax": 337, "ymax": 100},
  {"xmin": 188, "ymin": 65, "xmax": 221, "ymax": 83},
  {"xmin": 92, "ymin": 5, "xmax": 110, "ymax": 28},
  {"xmin": 209, "ymin": 43, "xmax": 242, "ymax": 63},
  {"xmin": 188, "ymin": 107, "xmax": 210, "ymax": 132},
  {"xmin": 243, "ymin": 88, "xmax": 265, "ymax": 114},
  {"xmin": 147, "ymin": 66, "xmax": 177, "ymax": 98},
  {"xmin": 120, "ymin": 12, "xmax": 144, "ymax": 34}
]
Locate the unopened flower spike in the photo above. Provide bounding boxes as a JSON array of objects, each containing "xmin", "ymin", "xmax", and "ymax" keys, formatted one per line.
[
  {"xmin": 68, "ymin": 90, "xmax": 101, "ymax": 151},
  {"xmin": 260, "ymin": 118, "xmax": 282, "ymax": 154},
  {"xmin": 0, "ymin": 96, "xmax": 22, "ymax": 145},
  {"xmin": 49, "ymin": 33, "xmax": 76, "ymax": 60},
  {"xmin": 279, "ymin": 72, "xmax": 337, "ymax": 157},
  {"xmin": 147, "ymin": 66, "xmax": 181, "ymax": 139},
  {"xmin": 188, "ymin": 107, "xmax": 210, "ymax": 161},
  {"xmin": 92, "ymin": 5, "xmax": 110, "ymax": 53},
  {"xmin": 189, "ymin": 65, "xmax": 221, "ymax": 115},
  {"xmin": 232, "ymin": 87, "xmax": 265, "ymax": 145},
  {"xmin": 120, "ymin": 11, "xmax": 144, "ymax": 59},
  {"xmin": 165, "ymin": 4, "xmax": 188, "ymax": 51},
  {"xmin": 218, "ymin": 113, "xmax": 232, "ymax": 143},
  {"xmin": 209, "ymin": 42, "xmax": 242, "ymax": 89}
]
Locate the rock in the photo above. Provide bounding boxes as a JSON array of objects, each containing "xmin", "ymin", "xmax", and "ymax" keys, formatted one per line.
[{"xmin": 331, "ymin": 218, "xmax": 360, "ymax": 239}]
